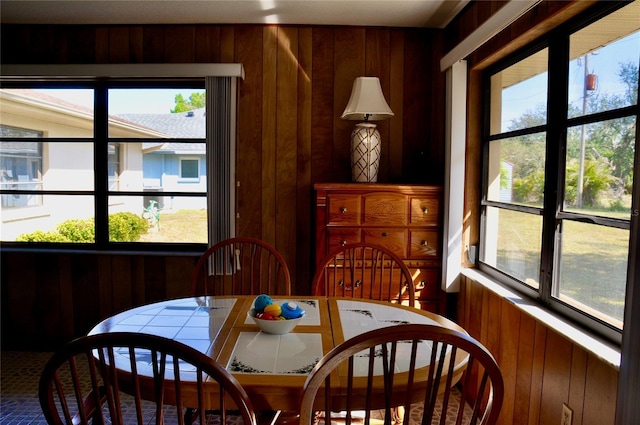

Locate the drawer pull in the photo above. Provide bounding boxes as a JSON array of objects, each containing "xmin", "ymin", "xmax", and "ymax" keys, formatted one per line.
[
  {"xmin": 422, "ymin": 207, "xmax": 429, "ymax": 214},
  {"xmin": 340, "ymin": 240, "xmax": 347, "ymax": 246},
  {"xmin": 381, "ymin": 232, "xmax": 387, "ymax": 237},
  {"xmin": 340, "ymin": 207, "xmax": 347, "ymax": 213},
  {"xmin": 416, "ymin": 281, "xmax": 426, "ymax": 290},
  {"xmin": 421, "ymin": 240, "xmax": 428, "ymax": 246},
  {"xmin": 339, "ymin": 280, "xmax": 361, "ymax": 290}
]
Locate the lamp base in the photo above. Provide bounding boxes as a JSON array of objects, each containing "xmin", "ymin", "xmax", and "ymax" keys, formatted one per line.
[{"xmin": 350, "ymin": 123, "xmax": 380, "ymax": 183}]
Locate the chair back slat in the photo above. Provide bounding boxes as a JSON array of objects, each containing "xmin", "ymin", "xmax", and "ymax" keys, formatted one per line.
[
  {"xmin": 313, "ymin": 243, "xmax": 416, "ymax": 307},
  {"xmin": 191, "ymin": 237, "xmax": 291, "ymax": 296},
  {"xmin": 39, "ymin": 332, "xmax": 257, "ymax": 425},
  {"xmin": 300, "ymin": 324, "xmax": 504, "ymax": 425}
]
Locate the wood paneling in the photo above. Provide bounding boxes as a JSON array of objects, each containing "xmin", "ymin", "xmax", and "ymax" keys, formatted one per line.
[
  {"xmin": 0, "ymin": 22, "xmax": 444, "ymax": 348},
  {"xmin": 459, "ymin": 275, "xmax": 619, "ymax": 425}
]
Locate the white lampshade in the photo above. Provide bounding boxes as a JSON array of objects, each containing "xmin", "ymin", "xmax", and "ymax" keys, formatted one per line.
[{"xmin": 341, "ymin": 77, "xmax": 394, "ymax": 121}]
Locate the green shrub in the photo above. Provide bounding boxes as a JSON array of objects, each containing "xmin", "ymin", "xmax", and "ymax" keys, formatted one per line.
[
  {"xmin": 109, "ymin": 212, "xmax": 149, "ymax": 242},
  {"xmin": 15, "ymin": 230, "xmax": 71, "ymax": 242},
  {"xmin": 16, "ymin": 212, "xmax": 150, "ymax": 243},
  {"xmin": 57, "ymin": 219, "xmax": 95, "ymax": 242}
]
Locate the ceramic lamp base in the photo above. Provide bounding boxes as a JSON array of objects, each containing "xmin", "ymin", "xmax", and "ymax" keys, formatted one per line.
[{"xmin": 350, "ymin": 122, "xmax": 380, "ymax": 183}]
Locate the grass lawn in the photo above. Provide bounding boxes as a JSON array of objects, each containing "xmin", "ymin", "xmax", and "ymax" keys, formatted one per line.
[
  {"xmin": 137, "ymin": 207, "xmax": 628, "ymax": 324},
  {"xmin": 494, "ymin": 208, "xmax": 629, "ymax": 324},
  {"xmin": 138, "ymin": 209, "xmax": 208, "ymax": 243}
]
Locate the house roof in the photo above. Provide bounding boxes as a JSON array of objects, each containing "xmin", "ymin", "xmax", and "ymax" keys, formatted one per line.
[
  {"xmin": 119, "ymin": 109, "xmax": 206, "ymax": 155},
  {"xmin": 117, "ymin": 109, "xmax": 205, "ymax": 139}
]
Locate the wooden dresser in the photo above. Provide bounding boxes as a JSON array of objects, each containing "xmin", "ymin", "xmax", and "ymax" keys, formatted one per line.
[{"xmin": 314, "ymin": 183, "xmax": 444, "ymax": 313}]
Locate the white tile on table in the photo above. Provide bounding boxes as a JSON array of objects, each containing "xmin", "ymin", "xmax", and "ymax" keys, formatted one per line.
[
  {"xmin": 185, "ymin": 315, "xmax": 210, "ymax": 327},
  {"xmin": 107, "ymin": 324, "xmax": 145, "ymax": 333},
  {"xmin": 136, "ymin": 306, "xmax": 166, "ymax": 315},
  {"xmin": 147, "ymin": 315, "xmax": 191, "ymax": 327},
  {"xmin": 174, "ymin": 339, "xmax": 213, "ymax": 354},
  {"xmin": 159, "ymin": 306, "xmax": 202, "ymax": 316},
  {"xmin": 139, "ymin": 326, "xmax": 182, "ymax": 339},
  {"xmin": 117, "ymin": 315, "xmax": 155, "ymax": 326},
  {"xmin": 227, "ymin": 332, "xmax": 279, "ymax": 374},
  {"xmin": 175, "ymin": 326, "xmax": 212, "ymax": 340},
  {"xmin": 275, "ymin": 333, "xmax": 323, "ymax": 375}
]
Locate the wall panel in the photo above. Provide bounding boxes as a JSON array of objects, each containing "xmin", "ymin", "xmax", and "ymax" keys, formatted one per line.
[
  {"xmin": 1, "ymin": 22, "xmax": 443, "ymax": 347},
  {"xmin": 459, "ymin": 275, "xmax": 619, "ymax": 425}
]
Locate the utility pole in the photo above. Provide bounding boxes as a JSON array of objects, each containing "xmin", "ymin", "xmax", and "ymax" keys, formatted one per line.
[{"xmin": 577, "ymin": 53, "xmax": 588, "ymax": 209}]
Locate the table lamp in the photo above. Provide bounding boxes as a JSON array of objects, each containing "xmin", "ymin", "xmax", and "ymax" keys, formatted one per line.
[{"xmin": 341, "ymin": 77, "xmax": 394, "ymax": 182}]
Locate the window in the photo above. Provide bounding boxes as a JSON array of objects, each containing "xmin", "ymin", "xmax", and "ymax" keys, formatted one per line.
[
  {"xmin": 480, "ymin": 1, "xmax": 639, "ymax": 343},
  {"xmin": 179, "ymin": 157, "xmax": 200, "ymax": 181},
  {"xmin": 0, "ymin": 65, "xmax": 242, "ymax": 248},
  {"xmin": 0, "ymin": 126, "xmax": 44, "ymax": 209}
]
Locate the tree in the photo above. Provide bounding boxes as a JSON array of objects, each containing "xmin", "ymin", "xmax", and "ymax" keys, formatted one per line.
[
  {"xmin": 171, "ymin": 92, "xmax": 206, "ymax": 113},
  {"xmin": 503, "ymin": 60, "xmax": 637, "ymax": 208}
]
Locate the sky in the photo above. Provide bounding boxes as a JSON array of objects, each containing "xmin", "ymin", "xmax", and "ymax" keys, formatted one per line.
[
  {"xmin": 37, "ymin": 88, "xmax": 204, "ymax": 115},
  {"xmin": 501, "ymin": 30, "xmax": 640, "ymax": 131}
]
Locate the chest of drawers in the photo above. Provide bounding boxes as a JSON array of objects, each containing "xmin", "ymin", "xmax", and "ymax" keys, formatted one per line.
[{"xmin": 314, "ymin": 183, "xmax": 443, "ymax": 313}]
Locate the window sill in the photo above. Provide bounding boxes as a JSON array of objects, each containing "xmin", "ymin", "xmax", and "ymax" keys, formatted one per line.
[{"xmin": 461, "ymin": 268, "xmax": 621, "ymax": 370}]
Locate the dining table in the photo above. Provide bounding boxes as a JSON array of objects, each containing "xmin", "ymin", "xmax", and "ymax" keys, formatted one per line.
[{"xmin": 88, "ymin": 295, "xmax": 469, "ymax": 417}]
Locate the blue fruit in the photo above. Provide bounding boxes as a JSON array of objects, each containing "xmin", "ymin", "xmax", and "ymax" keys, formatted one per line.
[
  {"xmin": 281, "ymin": 301, "xmax": 304, "ymax": 319},
  {"xmin": 254, "ymin": 294, "xmax": 273, "ymax": 313}
]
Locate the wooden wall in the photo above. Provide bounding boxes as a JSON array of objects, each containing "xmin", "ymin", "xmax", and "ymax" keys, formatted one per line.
[
  {"xmin": 458, "ymin": 275, "xmax": 619, "ymax": 425},
  {"xmin": 0, "ymin": 23, "xmax": 446, "ymax": 348},
  {"xmin": 453, "ymin": 2, "xmax": 620, "ymax": 425}
]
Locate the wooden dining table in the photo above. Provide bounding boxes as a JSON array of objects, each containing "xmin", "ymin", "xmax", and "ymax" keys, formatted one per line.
[{"xmin": 88, "ymin": 295, "xmax": 469, "ymax": 416}]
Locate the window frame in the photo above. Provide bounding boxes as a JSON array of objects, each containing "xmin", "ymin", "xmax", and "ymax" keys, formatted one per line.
[
  {"xmin": 479, "ymin": 1, "xmax": 639, "ymax": 344},
  {"xmin": 0, "ymin": 79, "xmax": 209, "ymax": 252}
]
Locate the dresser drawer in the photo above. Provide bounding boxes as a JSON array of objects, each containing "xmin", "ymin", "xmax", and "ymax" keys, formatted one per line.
[
  {"xmin": 362, "ymin": 193, "xmax": 407, "ymax": 226},
  {"xmin": 327, "ymin": 228, "xmax": 361, "ymax": 251},
  {"xmin": 327, "ymin": 194, "xmax": 361, "ymax": 225},
  {"xmin": 320, "ymin": 267, "xmax": 412, "ymax": 301},
  {"xmin": 409, "ymin": 230, "xmax": 440, "ymax": 257},
  {"xmin": 362, "ymin": 228, "xmax": 407, "ymax": 258},
  {"xmin": 410, "ymin": 197, "xmax": 440, "ymax": 226},
  {"xmin": 412, "ymin": 268, "xmax": 439, "ymax": 300}
]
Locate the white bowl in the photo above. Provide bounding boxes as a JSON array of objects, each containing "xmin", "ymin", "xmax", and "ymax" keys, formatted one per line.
[{"xmin": 247, "ymin": 308, "xmax": 305, "ymax": 335}]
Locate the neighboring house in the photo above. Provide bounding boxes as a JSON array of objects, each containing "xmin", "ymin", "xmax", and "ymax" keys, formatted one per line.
[
  {"xmin": 0, "ymin": 89, "xmax": 206, "ymax": 240},
  {"xmin": 117, "ymin": 109, "xmax": 206, "ymax": 211}
]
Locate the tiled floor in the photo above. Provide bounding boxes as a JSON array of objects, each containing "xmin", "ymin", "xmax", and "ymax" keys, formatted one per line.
[{"xmin": 1, "ymin": 350, "xmax": 51, "ymax": 424}]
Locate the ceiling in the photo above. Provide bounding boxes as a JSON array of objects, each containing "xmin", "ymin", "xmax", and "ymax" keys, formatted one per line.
[{"xmin": 0, "ymin": 0, "xmax": 470, "ymax": 28}]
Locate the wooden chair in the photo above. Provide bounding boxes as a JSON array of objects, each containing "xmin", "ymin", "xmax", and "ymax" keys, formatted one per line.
[
  {"xmin": 299, "ymin": 324, "xmax": 504, "ymax": 425},
  {"xmin": 191, "ymin": 237, "xmax": 291, "ymax": 296},
  {"xmin": 39, "ymin": 332, "xmax": 257, "ymax": 425},
  {"xmin": 312, "ymin": 242, "xmax": 415, "ymax": 307}
]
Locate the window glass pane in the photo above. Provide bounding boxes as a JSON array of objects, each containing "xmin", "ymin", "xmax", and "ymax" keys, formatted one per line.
[
  {"xmin": 568, "ymin": 7, "xmax": 640, "ymax": 118},
  {"xmin": 481, "ymin": 207, "xmax": 542, "ymax": 288},
  {"xmin": 490, "ymin": 48, "xmax": 548, "ymax": 135},
  {"xmin": 557, "ymin": 221, "xmax": 628, "ymax": 328},
  {"xmin": 0, "ymin": 89, "xmax": 94, "ymax": 137},
  {"xmin": 110, "ymin": 141, "xmax": 206, "ymax": 193},
  {"xmin": 1, "ymin": 195, "xmax": 94, "ymax": 242},
  {"xmin": 110, "ymin": 195, "xmax": 207, "ymax": 243},
  {"xmin": 180, "ymin": 159, "xmax": 199, "ymax": 179},
  {"xmin": 1, "ymin": 140, "xmax": 94, "ymax": 192},
  {"xmin": 487, "ymin": 133, "xmax": 546, "ymax": 208},
  {"xmin": 565, "ymin": 117, "xmax": 635, "ymax": 217},
  {"xmin": 109, "ymin": 89, "xmax": 206, "ymax": 138},
  {"xmin": 108, "ymin": 142, "xmax": 121, "ymax": 190}
]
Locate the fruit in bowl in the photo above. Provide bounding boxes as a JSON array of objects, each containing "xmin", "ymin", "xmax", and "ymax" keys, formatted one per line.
[
  {"xmin": 248, "ymin": 308, "xmax": 305, "ymax": 334},
  {"xmin": 249, "ymin": 295, "xmax": 306, "ymax": 334}
]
